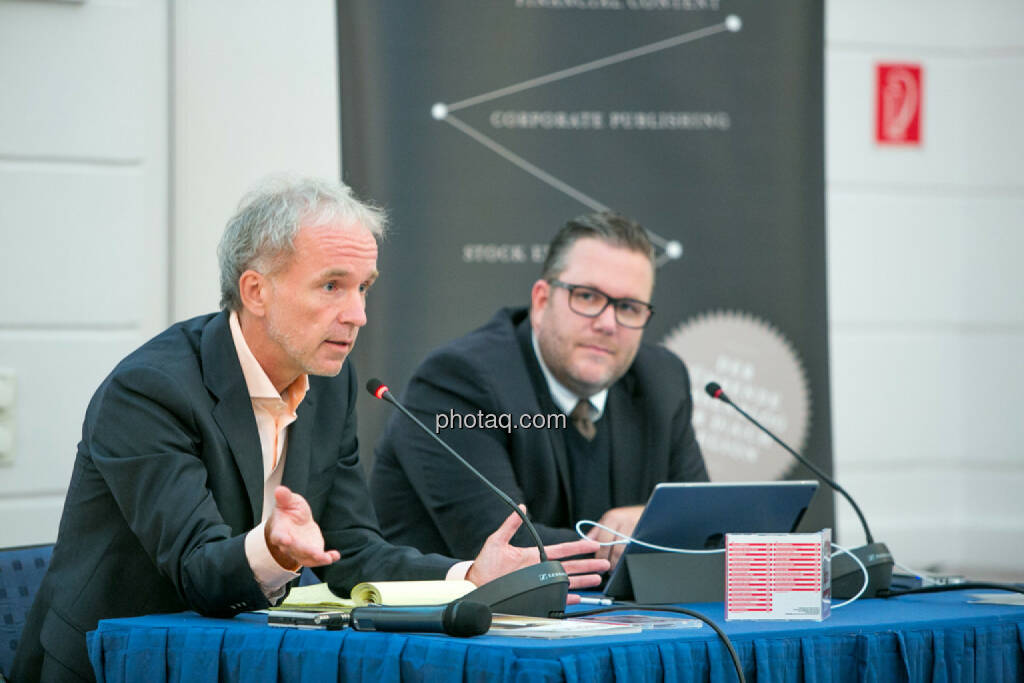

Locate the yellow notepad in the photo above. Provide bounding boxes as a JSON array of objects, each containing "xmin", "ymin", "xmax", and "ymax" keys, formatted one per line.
[{"xmin": 279, "ymin": 580, "xmax": 476, "ymax": 610}]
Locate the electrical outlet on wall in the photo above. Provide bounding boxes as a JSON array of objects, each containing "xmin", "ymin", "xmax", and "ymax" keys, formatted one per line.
[{"xmin": 0, "ymin": 368, "xmax": 16, "ymax": 465}]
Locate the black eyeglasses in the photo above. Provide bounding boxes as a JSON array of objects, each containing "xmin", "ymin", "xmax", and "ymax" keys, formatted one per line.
[{"xmin": 548, "ymin": 280, "xmax": 654, "ymax": 329}]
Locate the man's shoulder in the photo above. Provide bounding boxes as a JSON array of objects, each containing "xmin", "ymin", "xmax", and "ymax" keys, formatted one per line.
[
  {"xmin": 100, "ymin": 312, "xmax": 223, "ymax": 394},
  {"xmin": 633, "ymin": 341, "xmax": 687, "ymax": 370},
  {"xmin": 77, "ymin": 313, "xmax": 226, "ymax": 436},
  {"xmin": 422, "ymin": 307, "xmax": 527, "ymax": 369},
  {"xmin": 400, "ymin": 307, "xmax": 535, "ymax": 410},
  {"xmin": 624, "ymin": 342, "xmax": 692, "ymax": 392},
  {"xmin": 114, "ymin": 312, "xmax": 216, "ymax": 368}
]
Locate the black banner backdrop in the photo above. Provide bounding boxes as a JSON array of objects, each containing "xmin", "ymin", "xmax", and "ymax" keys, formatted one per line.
[{"xmin": 338, "ymin": 1, "xmax": 834, "ymax": 534}]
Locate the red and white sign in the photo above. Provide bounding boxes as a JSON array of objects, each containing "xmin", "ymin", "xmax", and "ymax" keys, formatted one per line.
[
  {"xmin": 725, "ymin": 530, "xmax": 831, "ymax": 621},
  {"xmin": 876, "ymin": 63, "xmax": 923, "ymax": 145}
]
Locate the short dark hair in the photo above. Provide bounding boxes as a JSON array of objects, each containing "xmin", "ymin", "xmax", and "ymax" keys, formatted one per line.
[{"xmin": 540, "ymin": 211, "xmax": 655, "ymax": 281}]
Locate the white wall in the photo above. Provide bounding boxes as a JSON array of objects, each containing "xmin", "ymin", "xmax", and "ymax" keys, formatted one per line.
[
  {"xmin": 0, "ymin": 0, "xmax": 339, "ymax": 547},
  {"xmin": 826, "ymin": 0, "xmax": 1024, "ymax": 575},
  {"xmin": 0, "ymin": 0, "xmax": 169, "ymax": 546},
  {"xmin": 1, "ymin": 0, "xmax": 1020, "ymax": 580},
  {"xmin": 172, "ymin": 0, "xmax": 341, "ymax": 319}
]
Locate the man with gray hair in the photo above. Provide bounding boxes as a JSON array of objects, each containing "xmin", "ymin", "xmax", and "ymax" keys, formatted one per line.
[
  {"xmin": 13, "ymin": 177, "xmax": 605, "ymax": 683},
  {"xmin": 372, "ymin": 211, "xmax": 709, "ymax": 571}
]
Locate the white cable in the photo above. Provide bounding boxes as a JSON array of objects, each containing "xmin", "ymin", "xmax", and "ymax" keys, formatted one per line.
[
  {"xmin": 892, "ymin": 560, "xmax": 928, "ymax": 579},
  {"xmin": 830, "ymin": 542, "xmax": 869, "ymax": 609},
  {"xmin": 578, "ymin": 521, "xmax": 868, "ymax": 609},
  {"xmin": 574, "ymin": 520, "xmax": 725, "ymax": 554},
  {"xmin": 578, "ymin": 521, "xmax": 867, "ymax": 610}
]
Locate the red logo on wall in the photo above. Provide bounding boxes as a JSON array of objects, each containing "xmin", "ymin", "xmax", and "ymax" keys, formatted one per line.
[{"xmin": 876, "ymin": 64, "xmax": 922, "ymax": 145}]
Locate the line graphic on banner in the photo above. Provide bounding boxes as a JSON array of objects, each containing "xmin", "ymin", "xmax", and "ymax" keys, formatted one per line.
[
  {"xmin": 444, "ymin": 114, "xmax": 689, "ymax": 265},
  {"xmin": 444, "ymin": 19, "xmax": 738, "ymax": 113},
  {"xmin": 443, "ymin": 115, "xmax": 609, "ymax": 213},
  {"xmin": 431, "ymin": 15, "xmax": 742, "ymax": 265}
]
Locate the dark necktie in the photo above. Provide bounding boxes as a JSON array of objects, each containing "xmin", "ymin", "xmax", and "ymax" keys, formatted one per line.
[{"xmin": 570, "ymin": 399, "xmax": 596, "ymax": 441}]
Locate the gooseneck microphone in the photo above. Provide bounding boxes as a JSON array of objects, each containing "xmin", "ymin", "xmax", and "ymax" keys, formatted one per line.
[
  {"xmin": 366, "ymin": 379, "xmax": 570, "ymax": 617},
  {"xmin": 704, "ymin": 381, "xmax": 893, "ymax": 598},
  {"xmin": 350, "ymin": 600, "xmax": 492, "ymax": 637},
  {"xmin": 368, "ymin": 378, "xmax": 546, "ymax": 560},
  {"xmin": 705, "ymin": 382, "xmax": 873, "ymax": 542}
]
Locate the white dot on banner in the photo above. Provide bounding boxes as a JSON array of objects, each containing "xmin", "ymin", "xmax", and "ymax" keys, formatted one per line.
[
  {"xmin": 726, "ymin": 15, "xmax": 742, "ymax": 33},
  {"xmin": 665, "ymin": 241, "xmax": 683, "ymax": 259},
  {"xmin": 431, "ymin": 103, "xmax": 448, "ymax": 120}
]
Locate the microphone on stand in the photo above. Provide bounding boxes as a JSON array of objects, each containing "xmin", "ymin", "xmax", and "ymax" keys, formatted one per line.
[
  {"xmin": 704, "ymin": 381, "xmax": 893, "ymax": 598},
  {"xmin": 270, "ymin": 600, "xmax": 493, "ymax": 636},
  {"xmin": 349, "ymin": 601, "xmax": 492, "ymax": 637},
  {"xmin": 366, "ymin": 379, "xmax": 570, "ymax": 617}
]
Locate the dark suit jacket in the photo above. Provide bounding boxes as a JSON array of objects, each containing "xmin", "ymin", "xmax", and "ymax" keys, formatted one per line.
[
  {"xmin": 13, "ymin": 312, "xmax": 454, "ymax": 682},
  {"xmin": 370, "ymin": 307, "xmax": 709, "ymax": 559}
]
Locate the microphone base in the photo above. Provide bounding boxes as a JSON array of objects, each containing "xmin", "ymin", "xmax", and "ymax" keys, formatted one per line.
[
  {"xmin": 832, "ymin": 541, "xmax": 894, "ymax": 598},
  {"xmin": 458, "ymin": 560, "xmax": 569, "ymax": 618}
]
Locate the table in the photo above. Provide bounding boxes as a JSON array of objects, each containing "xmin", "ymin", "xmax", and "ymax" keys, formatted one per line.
[{"xmin": 87, "ymin": 591, "xmax": 1024, "ymax": 682}]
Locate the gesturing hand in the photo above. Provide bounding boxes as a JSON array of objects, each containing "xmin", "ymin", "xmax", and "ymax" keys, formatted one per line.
[
  {"xmin": 466, "ymin": 507, "xmax": 610, "ymax": 601},
  {"xmin": 265, "ymin": 485, "xmax": 341, "ymax": 571}
]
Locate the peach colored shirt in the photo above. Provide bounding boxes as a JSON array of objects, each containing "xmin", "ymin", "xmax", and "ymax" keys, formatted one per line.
[
  {"xmin": 229, "ymin": 311, "xmax": 471, "ymax": 593},
  {"xmin": 230, "ymin": 311, "xmax": 307, "ymax": 598}
]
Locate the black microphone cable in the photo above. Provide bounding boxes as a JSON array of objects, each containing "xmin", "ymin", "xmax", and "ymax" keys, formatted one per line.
[{"xmin": 879, "ymin": 582, "xmax": 1024, "ymax": 599}]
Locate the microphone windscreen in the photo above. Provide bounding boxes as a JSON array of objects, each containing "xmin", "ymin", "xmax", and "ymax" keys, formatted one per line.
[
  {"xmin": 443, "ymin": 600, "xmax": 492, "ymax": 637},
  {"xmin": 366, "ymin": 378, "xmax": 386, "ymax": 397},
  {"xmin": 705, "ymin": 382, "xmax": 722, "ymax": 398}
]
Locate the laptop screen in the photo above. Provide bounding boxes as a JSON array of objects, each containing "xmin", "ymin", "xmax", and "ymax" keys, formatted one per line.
[{"xmin": 603, "ymin": 480, "xmax": 819, "ymax": 599}]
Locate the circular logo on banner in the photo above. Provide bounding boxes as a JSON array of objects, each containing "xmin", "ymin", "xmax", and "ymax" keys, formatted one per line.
[{"xmin": 661, "ymin": 311, "xmax": 811, "ymax": 482}]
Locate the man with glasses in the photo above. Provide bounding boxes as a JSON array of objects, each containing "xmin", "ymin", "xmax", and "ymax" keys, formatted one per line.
[{"xmin": 371, "ymin": 211, "xmax": 708, "ymax": 568}]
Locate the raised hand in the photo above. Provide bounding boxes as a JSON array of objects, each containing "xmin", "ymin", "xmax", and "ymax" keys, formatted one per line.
[{"xmin": 265, "ymin": 485, "xmax": 341, "ymax": 570}]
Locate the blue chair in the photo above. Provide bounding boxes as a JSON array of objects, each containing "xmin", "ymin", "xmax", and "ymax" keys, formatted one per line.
[{"xmin": 0, "ymin": 543, "xmax": 53, "ymax": 679}]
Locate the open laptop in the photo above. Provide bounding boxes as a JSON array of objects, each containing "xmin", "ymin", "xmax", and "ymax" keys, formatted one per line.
[{"xmin": 603, "ymin": 480, "xmax": 819, "ymax": 602}]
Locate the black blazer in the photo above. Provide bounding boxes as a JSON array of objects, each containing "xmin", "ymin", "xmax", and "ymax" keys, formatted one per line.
[
  {"xmin": 371, "ymin": 307, "xmax": 708, "ymax": 559},
  {"xmin": 13, "ymin": 311, "xmax": 454, "ymax": 682}
]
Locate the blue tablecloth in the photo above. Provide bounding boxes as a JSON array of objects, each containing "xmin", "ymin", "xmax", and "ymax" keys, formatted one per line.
[{"xmin": 88, "ymin": 591, "xmax": 1024, "ymax": 682}]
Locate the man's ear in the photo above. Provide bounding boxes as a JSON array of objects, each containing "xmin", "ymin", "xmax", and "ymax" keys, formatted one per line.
[
  {"xmin": 529, "ymin": 279, "xmax": 551, "ymax": 327},
  {"xmin": 238, "ymin": 270, "xmax": 268, "ymax": 317}
]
